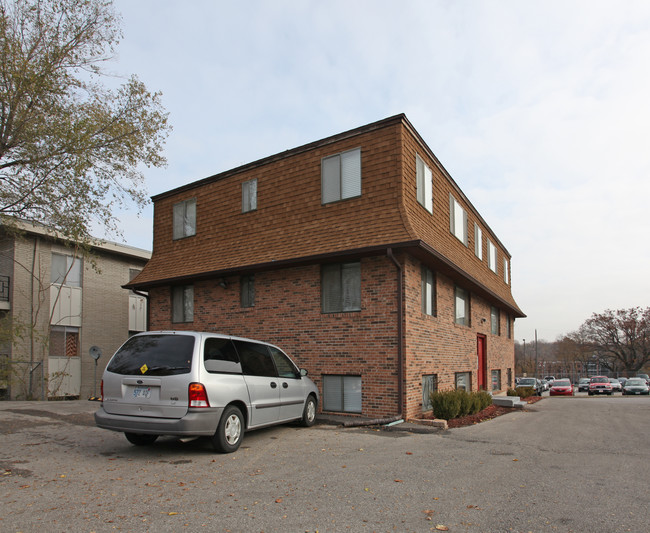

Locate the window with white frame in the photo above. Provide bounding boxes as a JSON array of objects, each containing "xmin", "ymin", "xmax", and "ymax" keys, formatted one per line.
[
  {"xmin": 322, "ymin": 262, "xmax": 361, "ymax": 313},
  {"xmin": 241, "ymin": 275, "xmax": 255, "ymax": 308},
  {"xmin": 242, "ymin": 179, "xmax": 257, "ymax": 213},
  {"xmin": 421, "ymin": 266, "xmax": 436, "ymax": 316},
  {"xmin": 323, "ymin": 375, "xmax": 362, "ymax": 412},
  {"xmin": 172, "ymin": 285, "xmax": 194, "ymax": 322},
  {"xmin": 422, "ymin": 374, "xmax": 438, "ymax": 411},
  {"xmin": 454, "ymin": 287, "xmax": 470, "ymax": 326},
  {"xmin": 474, "ymin": 223, "xmax": 483, "ymax": 260},
  {"xmin": 488, "ymin": 240, "xmax": 497, "ymax": 273},
  {"xmin": 503, "ymin": 257, "xmax": 509, "ymax": 284},
  {"xmin": 173, "ymin": 198, "xmax": 196, "ymax": 240},
  {"xmin": 449, "ymin": 194, "xmax": 468, "ymax": 245},
  {"xmin": 490, "ymin": 306, "xmax": 500, "ymax": 335},
  {"xmin": 49, "ymin": 326, "xmax": 79, "ymax": 357},
  {"xmin": 416, "ymin": 154, "xmax": 433, "ymax": 213},
  {"xmin": 51, "ymin": 253, "xmax": 82, "ymax": 287},
  {"xmin": 321, "ymin": 148, "xmax": 361, "ymax": 204}
]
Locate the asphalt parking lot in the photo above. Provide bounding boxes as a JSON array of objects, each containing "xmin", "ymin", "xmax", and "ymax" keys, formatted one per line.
[{"xmin": 1, "ymin": 395, "xmax": 648, "ymax": 533}]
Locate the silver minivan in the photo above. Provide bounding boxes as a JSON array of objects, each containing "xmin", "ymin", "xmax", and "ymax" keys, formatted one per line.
[{"xmin": 94, "ymin": 331, "xmax": 319, "ymax": 453}]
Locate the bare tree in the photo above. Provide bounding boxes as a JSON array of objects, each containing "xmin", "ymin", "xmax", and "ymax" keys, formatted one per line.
[{"xmin": 575, "ymin": 307, "xmax": 650, "ymax": 375}]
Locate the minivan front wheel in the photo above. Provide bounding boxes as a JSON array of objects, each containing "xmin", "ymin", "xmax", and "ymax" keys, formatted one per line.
[
  {"xmin": 300, "ymin": 395, "xmax": 317, "ymax": 427},
  {"xmin": 124, "ymin": 432, "xmax": 159, "ymax": 446},
  {"xmin": 212, "ymin": 405, "xmax": 244, "ymax": 453}
]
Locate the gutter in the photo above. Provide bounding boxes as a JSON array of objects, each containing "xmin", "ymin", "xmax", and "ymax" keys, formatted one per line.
[{"xmin": 386, "ymin": 248, "xmax": 404, "ymax": 418}]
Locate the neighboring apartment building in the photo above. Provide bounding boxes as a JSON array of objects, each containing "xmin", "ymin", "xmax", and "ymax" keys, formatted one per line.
[
  {"xmin": 127, "ymin": 114, "xmax": 525, "ymax": 419},
  {"xmin": 0, "ymin": 221, "xmax": 150, "ymax": 400}
]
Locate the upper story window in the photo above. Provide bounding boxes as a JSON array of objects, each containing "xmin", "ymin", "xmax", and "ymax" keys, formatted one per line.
[
  {"xmin": 454, "ymin": 286, "xmax": 470, "ymax": 326},
  {"xmin": 173, "ymin": 198, "xmax": 196, "ymax": 240},
  {"xmin": 474, "ymin": 224, "xmax": 483, "ymax": 260},
  {"xmin": 490, "ymin": 306, "xmax": 500, "ymax": 335},
  {"xmin": 503, "ymin": 258, "xmax": 509, "ymax": 284},
  {"xmin": 242, "ymin": 179, "xmax": 257, "ymax": 213},
  {"xmin": 51, "ymin": 253, "xmax": 82, "ymax": 287},
  {"xmin": 172, "ymin": 285, "xmax": 194, "ymax": 323},
  {"xmin": 449, "ymin": 194, "xmax": 468, "ymax": 245},
  {"xmin": 421, "ymin": 266, "xmax": 436, "ymax": 316},
  {"xmin": 322, "ymin": 262, "xmax": 361, "ymax": 313},
  {"xmin": 321, "ymin": 148, "xmax": 361, "ymax": 204},
  {"xmin": 506, "ymin": 315, "xmax": 512, "ymax": 339},
  {"xmin": 488, "ymin": 240, "xmax": 497, "ymax": 273},
  {"xmin": 416, "ymin": 154, "xmax": 433, "ymax": 213}
]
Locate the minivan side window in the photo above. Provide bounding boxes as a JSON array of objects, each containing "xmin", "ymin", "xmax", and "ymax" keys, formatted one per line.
[
  {"xmin": 203, "ymin": 338, "xmax": 241, "ymax": 374},
  {"xmin": 233, "ymin": 340, "xmax": 277, "ymax": 377},
  {"xmin": 268, "ymin": 346, "xmax": 300, "ymax": 379}
]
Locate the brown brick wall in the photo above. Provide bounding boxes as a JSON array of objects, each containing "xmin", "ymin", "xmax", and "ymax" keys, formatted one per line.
[{"xmin": 148, "ymin": 251, "xmax": 515, "ymax": 419}]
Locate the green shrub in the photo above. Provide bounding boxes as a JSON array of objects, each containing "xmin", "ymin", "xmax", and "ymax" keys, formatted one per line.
[
  {"xmin": 429, "ymin": 389, "xmax": 493, "ymax": 420},
  {"xmin": 429, "ymin": 390, "xmax": 461, "ymax": 420},
  {"xmin": 506, "ymin": 388, "xmax": 519, "ymax": 396}
]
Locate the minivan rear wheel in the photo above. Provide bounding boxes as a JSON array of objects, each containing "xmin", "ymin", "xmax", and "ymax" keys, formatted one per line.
[
  {"xmin": 212, "ymin": 405, "xmax": 244, "ymax": 453},
  {"xmin": 124, "ymin": 432, "xmax": 159, "ymax": 446}
]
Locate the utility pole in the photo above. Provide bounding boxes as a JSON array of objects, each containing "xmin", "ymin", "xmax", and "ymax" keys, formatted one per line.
[{"xmin": 535, "ymin": 329, "xmax": 539, "ymax": 379}]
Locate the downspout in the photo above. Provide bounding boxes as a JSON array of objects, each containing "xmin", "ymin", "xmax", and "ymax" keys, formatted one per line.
[{"xmin": 386, "ymin": 248, "xmax": 404, "ymax": 418}]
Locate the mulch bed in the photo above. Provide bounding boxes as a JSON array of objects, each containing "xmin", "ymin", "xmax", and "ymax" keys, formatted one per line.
[{"xmin": 422, "ymin": 395, "xmax": 544, "ymax": 429}]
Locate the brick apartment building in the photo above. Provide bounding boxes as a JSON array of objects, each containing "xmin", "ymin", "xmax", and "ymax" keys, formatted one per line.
[
  {"xmin": 127, "ymin": 114, "xmax": 524, "ymax": 419},
  {"xmin": 0, "ymin": 222, "xmax": 150, "ymax": 400}
]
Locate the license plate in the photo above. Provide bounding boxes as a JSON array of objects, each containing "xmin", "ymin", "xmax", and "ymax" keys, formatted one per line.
[{"xmin": 133, "ymin": 387, "xmax": 152, "ymax": 399}]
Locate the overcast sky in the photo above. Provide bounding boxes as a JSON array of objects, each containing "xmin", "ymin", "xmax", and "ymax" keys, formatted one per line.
[{"xmin": 106, "ymin": 0, "xmax": 650, "ymax": 343}]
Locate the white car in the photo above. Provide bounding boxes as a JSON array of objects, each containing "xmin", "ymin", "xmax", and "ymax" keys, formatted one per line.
[{"xmin": 95, "ymin": 331, "xmax": 319, "ymax": 453}]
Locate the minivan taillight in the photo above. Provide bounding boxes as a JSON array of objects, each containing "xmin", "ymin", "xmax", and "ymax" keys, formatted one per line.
[
  {"xmin": 189, "ymin": 383, "xmax": 210, "ymax": 408},
  {"xmin": 100, "ymin": 379, "xmax": 104, "ymax": 402}
]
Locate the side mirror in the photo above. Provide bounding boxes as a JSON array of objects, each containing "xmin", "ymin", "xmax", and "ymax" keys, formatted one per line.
[{"xmin": 300, "ymin": 368, "xmax": 308, "ymax": 377}]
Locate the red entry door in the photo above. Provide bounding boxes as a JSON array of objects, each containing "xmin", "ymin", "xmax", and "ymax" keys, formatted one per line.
[{"xmin": 477, "ymin": 335, "xmax": 487, "ymax": 390}]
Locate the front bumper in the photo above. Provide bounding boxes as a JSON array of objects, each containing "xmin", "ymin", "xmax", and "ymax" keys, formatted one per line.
[{"xmin": 94, "ymin": 405, "xmax": 224, "ymax": 436}]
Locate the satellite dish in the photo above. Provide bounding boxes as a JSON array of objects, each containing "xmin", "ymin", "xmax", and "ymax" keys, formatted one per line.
[{"xmin": 89, "ymin": 346, "xmax": 102, "ymax": 360}]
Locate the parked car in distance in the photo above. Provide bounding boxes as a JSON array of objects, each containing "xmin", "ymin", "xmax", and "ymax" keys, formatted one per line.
[
  {"xmin": 609, "ymin": 378, "xmax": 622, "ymax": 393},
  {"xmin": 540, "ymin": 379, "xmax": 550, "ymax": 392},
  {"xmin": 578, "ymin": 377, "xmax": 591, "ymax": 392},
  {"xmin": 617, "ymin": 377, "xmax": 627, "ymax": 388},
  {"xmin": 635, "ymin": 374, "xmax": 650, "ymax": 386},
  {"xmin": 95, "ymin": 331, "xmax": 320, "ymax": 453},
  {"xmin": 588, "ymin": 376, "xmax": 613, "ymax": 396},
  {"xmin": 622, "ymin": 378, "xmax": 650, "ymax": 395},
  {"xmin": 544, "ymin": 376, "xmax": 555, "ymax": 384},
  {"xmin": 517, "ymin": 377, "xmax": 543, "ymax": 395},
  {"xmin": 550, "ymin": 379, "xmax": 574, "ymax": 396}
]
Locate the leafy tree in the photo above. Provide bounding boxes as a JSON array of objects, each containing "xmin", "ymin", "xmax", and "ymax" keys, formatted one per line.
[
  {"xmin": 578, "ymin": 307, "xmax": 650, "ymax": 374},
  {"xmin": 0, "ymin": 0, "xmax": 170, "ymax": 244}
]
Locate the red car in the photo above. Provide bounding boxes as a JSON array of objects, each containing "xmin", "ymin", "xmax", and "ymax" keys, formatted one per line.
[
  {"xmin": 549, "ymin": 379, "xmax": 574, "ymax": 396},
  {"xmin": 588, "ymin": 376, "xmax": 613, "ymax": 396}
]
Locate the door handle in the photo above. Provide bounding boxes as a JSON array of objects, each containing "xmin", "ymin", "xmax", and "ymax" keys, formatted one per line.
[
  {"xmin": 270, "ymin": 382, "xmax": 277, "ymax": 389},
  {"xmin": 282, "ymin": 382, "xmax": 288, "ymax": 389}
]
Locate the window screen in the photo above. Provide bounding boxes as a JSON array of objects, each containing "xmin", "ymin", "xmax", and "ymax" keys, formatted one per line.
[
  {"xmin": 416, "ymin": 154, "xmax": 433, "ymax": 213},
  {"xmin": 323, "ymin": 375, "xmax": 362, "ymax": 413},
  {"xmin": 173, "ymin": 199, "xmax": 196, "ymax": 239},
  {"xmin": 322, "ymin": 148, "xmax": 361, "ymax": 204},
  {"xmin": 322, "ymin": 262, "xmax": 361, "ymax": 313},
  {"xmin": 242, "ymin": 179, "xmax": 257, "ymax": 213}
]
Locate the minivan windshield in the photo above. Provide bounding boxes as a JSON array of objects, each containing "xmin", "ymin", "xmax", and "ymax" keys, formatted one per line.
[{"xmin": 107, "ymin": 334, "xmax": 195, "ymax": 376}]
